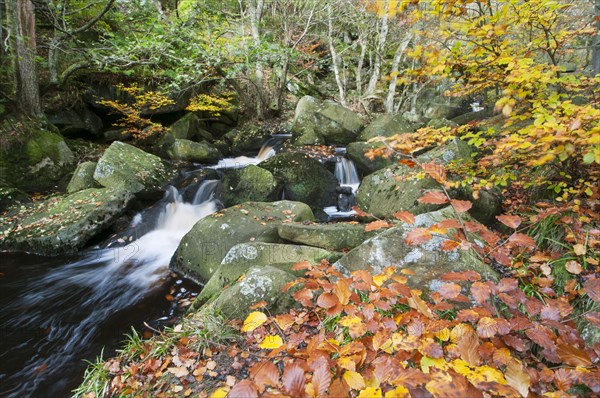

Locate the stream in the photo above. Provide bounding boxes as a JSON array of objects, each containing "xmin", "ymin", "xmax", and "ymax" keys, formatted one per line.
[{"xmin": 0, "ymin": 140, "xmax": 360, "ymax": 397}]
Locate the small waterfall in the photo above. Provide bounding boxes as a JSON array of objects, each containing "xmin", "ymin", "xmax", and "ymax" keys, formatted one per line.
[
  {"xmin": 0, "ymin": 182, "xmax": 219, "ymax": 398},
  {"xmin": 214, "ymin": 136, "xmax": 286, "ymax": 169},
  {"xmin": 335, "ymin": 156, "xmax": 360, "ymax": 193}
]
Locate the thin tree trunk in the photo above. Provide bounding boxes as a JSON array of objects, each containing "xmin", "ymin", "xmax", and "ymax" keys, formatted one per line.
[
  {"xmin": 385, "ymin": 33, "xmax": 412, "ymax": 113},
  {"xmin": 356, "ymin": 33, "xmax": 366, "ymax": 96},
  {"xmin": 365, "ymin": 0, "xmax": 390, "ymax": 96},
  {"xmin": 592, "ymin": 0, "xmax": 600, "ymax": 76},
  {"xmin": 15, "ymin": 0, "xmax": 41, "ymax": 116},
  {"xmin": 327, "ymin": 4, "xmax": 346, "ymax": 106},
  {"xmin": 248, "ymin": 0, "xmax": 265, "ymax": 117}
]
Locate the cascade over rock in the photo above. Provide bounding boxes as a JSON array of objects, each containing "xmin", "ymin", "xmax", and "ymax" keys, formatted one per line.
[
  {"xmin": 170, "ymin": 200, "xmax": 314, "ymax": 285},
  {"xmin": 0, "ymin": 188, "xmax": 134, "ymax": 255},
  {"xmin": 94, "ymin": 141, "xmax": 175, "ymax": 194},
  {"xmin": 198, "ymin": 242, "xmax": 341, "ymax": 303},
  {"xmin": 335, "ymin": 206, "xmax": 498, "ymax": 289},
  {"xmin": 260, "ymin": 152, "xmax": 338, "ymax": 209}
]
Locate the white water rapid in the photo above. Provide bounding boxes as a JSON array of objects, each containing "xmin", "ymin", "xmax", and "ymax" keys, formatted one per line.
[{"xmin": 0, "ymin": 180, "xmax": 219, "ymax": 398}]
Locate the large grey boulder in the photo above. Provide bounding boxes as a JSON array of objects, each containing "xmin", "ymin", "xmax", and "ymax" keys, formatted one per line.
[
  {"xmin": 94, "ymin": 141, "xmax": 174, "ymax": 194},
  {"xmin": 291, "ymin": 96, "xmax": 362, "ymax": 145},
  {"xmin": 67, "ymin": 161, "xmax": 101, "ymax": 193},
  {"xmin": 278, "ymin": 222, "xmax": 377, "ymax": 251},
  {"xmin": 0, "ymin": 129, "xmax": 74, "ymax": 192},
  {"xmin": 335, "ymin": 206, "xmax": 498, "ymax": 290},
  {"xmin": 225, "ymin": 124, "xmax": 270, "ymax": 155},
  {"xmin": 170, "ymin": 200, "xmax": 314, "ymax": 284},
  {"xmin": 356, "ymin": 138, "xmax": 473, "ymax": 218},
  {"xmin": 260, "ymin": 152, "xmax": 338, "ymax": 209},
  {"xmin": 210, "ymin": 266, "xmax": 297, "ymax": 319},
  {"xmin": 0, "ymin": 188, "xmax": 133, "ymax": 255},
  {"xmin": 220, "ymin": 165, "xmax": 282, "ymax": 206},
  {"xmin": 347, "ymin": 141, "xmax": 395, "ymax": 175},
  {"xmin": 358, "ymin": 114, "xmax": 416, "ymax": 141},
  {"xmin": 167, "ymin": 139, "xmax": 220, "ymax": 164},
  {"xmin": 160, "ymin": 113, "xmax": 213, "ymax": 149},
  {"xmin": 198, "ymin": 242, "xmax": 341, "ymax": 302}
]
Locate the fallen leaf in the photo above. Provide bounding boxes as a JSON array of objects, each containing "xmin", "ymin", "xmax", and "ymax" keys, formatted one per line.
[
  {"xmin": 365, "ymin": 220, "xmax": 392, "ymax": 232},
  {"xmin": 259, "ymin": 335, "xmax": 284, "ymax": 349},
  {"xmin": 228, "ymin": 380, "xmax": 258, "ymax": 398},
  {"xmin": 394, "ymin": 211, "xmax": 415, "ymax": 224},
  {"xmin": 241, "ymin": 311, "xmax": 268, "ymax": 332},
  {"xmin": 343, "ymin": 370, "xmax": 366, "ymax": 390},
  {"xmin": 505, "ymin": 359, "xmax": 530, "ymax": 398},
  {"xmin": 496, "ymin": 215, "xmax": 522, "ymax": 229},
  {"xmin": 573, "ymin": 244, "xmax": 586, "ymax": 256},
  {"xmin": 565, "ymin": 260, "xmax": 582, "ymax": 274},
  {"xmin": 405, "ymin": 228, "xmax": 433, "ymax": 245},
  {"xmin": 167, "ymin": 366, "xmax": 189, "ymax": 377},
  {"xmin": 418, "ymin": 191, "xmax": 449, "ymax": 205},
  {"xmin": 451, "ymin": 200, "xmax": 473, "ymax": 213}
]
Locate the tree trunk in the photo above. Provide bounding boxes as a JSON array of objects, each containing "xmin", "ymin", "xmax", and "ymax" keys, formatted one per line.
[
  {"xmin": 593, "ymin": 0, "xmax": 600, "ymax": 76},
  {"xmin": 15, "ymin": 0, "xmax": 41, "ymax": 116},
  {"xmin": 248, "ymin": 0, "xmax": 266, "ymax": 118},
  {"xmin": 327, "ymin": 4, "xmax": 346, "ymax": 106},
  {"xmin": 365, "ymin": 0, "xmax": 390, "ymax": 96},
  {"xmin": 385, "ymin": 33, "xmax": 412, "ymax": 113},
  {"xmin": 356, "ymin": 33, "xmax": 366, "ymax": 96}
]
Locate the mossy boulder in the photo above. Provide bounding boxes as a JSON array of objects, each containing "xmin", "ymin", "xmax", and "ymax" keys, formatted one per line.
[
  {"xmin": 356, "ymin": 138, "xmax": 473, "ymax": 218},
  {"xmin": 210, "ymin": 266, "xmax": 297, "ymax": 319},
  {"xmin": 220, "ymin": 165, "xmax": 282, "ymax": 206},
  {"xmin": 67, "ymin": 161, "xmax": 101, "ymax": 193},
  {"xmin": 347, "ymin": 141, "xmax": 395, "ymax": 175},
  {"xmin": 290, "ymin": 96, "xmax": 362, "ymax": 145},
  {"xmin": 335, "ymin": 206, "xmax": 498, "ymax": 289},
  {"xmin": 0, "ymin": 129, "xmax": 75, "ymax": 192},
  {"xmin": 358, "ymin": 114, "xmax": 416, "ymax": 141},
  {"xmin": 0, "ymin": 188, "xmax": 134, "ymax": 255},
  {"xmin": 278, "ymin": 222, "xmax": 377, "ymax": 251},
  {"xmin": 167, "ymin": 139, "xmax": 220, "ymax": 164},
  {"xmin": 94, "ymin": 141, "xmax": 174, "ymax": 194},
  {"xmin": 198, "ymin": 242, "xmax": 341, "ymax": 302},
  {"xmin": 0, "ymin": 187, "xmax": 30, "ymax": 212},
  {"xmin": 225, "ymin": 125, "xmax": 271, "ymax": 156},
  {"xmin": 170, "ymin": 200, "xmax": 314, "ymax": 284},
  {"xmin": 260, "ymin": 152, "xmax": 338, "ymax": 209}
]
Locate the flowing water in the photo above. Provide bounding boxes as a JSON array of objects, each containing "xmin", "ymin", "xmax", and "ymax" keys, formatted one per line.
[
  {"xmin": 0, "ymin": 180, "xmax": 220, "ymax": 398},
  {"xmin": 213, "ymin": 136, "xmax": 288, "ymax": 169},
  {"xmin": 334, "ymin": 156, "xmax": 360, "ymax": 193}
]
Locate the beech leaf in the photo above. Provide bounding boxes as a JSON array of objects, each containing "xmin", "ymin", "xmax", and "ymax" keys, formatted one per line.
[
  {"xmin": 404, "ymin": 228, "xmax": 433, "ymax": 245},
  {"xmin": 417, "ymin": 191, "xmax": 449, "ymax": 204},
  {"xmin": 496, "ymin": 214, "xmax": 522, "ymax": 229},
  {"xmin": 394, "ymin": 210, "xmax": 415, "ymax": 224},
  {"xmin": 241, "ymin": 311, "xmax": 268, "ymax": 332}
]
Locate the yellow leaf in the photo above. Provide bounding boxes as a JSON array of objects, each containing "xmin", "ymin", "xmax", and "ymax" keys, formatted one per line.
[
  {"xmin": 241, "ymin": 311, "xmax": 268, "ymax": 332},
  {"xmin": 358, "ymin": 387, "xmax": 382, "ymax": 398},
  {"xmin": 343, "ymin": 370, "xmax": 366, "ymax": 390},
  {"xmin": 337, "ymin": 357, "xmax": 356, "ymax": 371},
  {"xmin": 384, "ymin": 386, "xmax": 410, "ymax": 398},
  {"xmin": 435, "ymin": 328, "xmax": 451, "ymax": 342},
  {"xmin": 373, "ymin": 274, "xmax": 389, "ymax": 287},
  {"xmin": 420, "ymin": 357, "xmax": 448, "ymax": 373},
  {"xmin": 209, "ymin": 387, "xmax": 230, "ymax": 398},
  {"xmin": 339, "ymin": 316, "xmax": 362, "ymax": 327},
  {"xmin": 259, "ymin": 335, "xmax": 283, "ymax": 349}
]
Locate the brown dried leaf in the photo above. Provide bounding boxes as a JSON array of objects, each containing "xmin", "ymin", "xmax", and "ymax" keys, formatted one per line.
[
  {"xmin": 229, "ymin": 380, "xmax": 258, "ymax": 398},
  {"xmin": 556, "ymin": 344, "xmax": 593, "ymax": 367},
  {"xmin": 365, "ymin": 220, "xmax": 392, "ymax": 232},
  {"xmin": 496, "ymin": 214, "xmax": 522, "ymax": 229},
  {"xmin": 282, "ymin": 363, "xmax": 306, "ymax": 397},
  {"xmin": 451, "ymin": 199, "xmax": 473, "ymax": 213},
  {"xmin": 505, "ymin": 359, "xmax": 530, "ymax": 398},
  {"xmin": 404, "ymin": 228, "xmax": 433, "ymax": 245},
  {"xmin": 394, "ymin": 211, "xmax": 415, "ymax": 225},
  {"xmin": 417, "ymin": 190, "xmax": 449, "ymax": 205}
]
